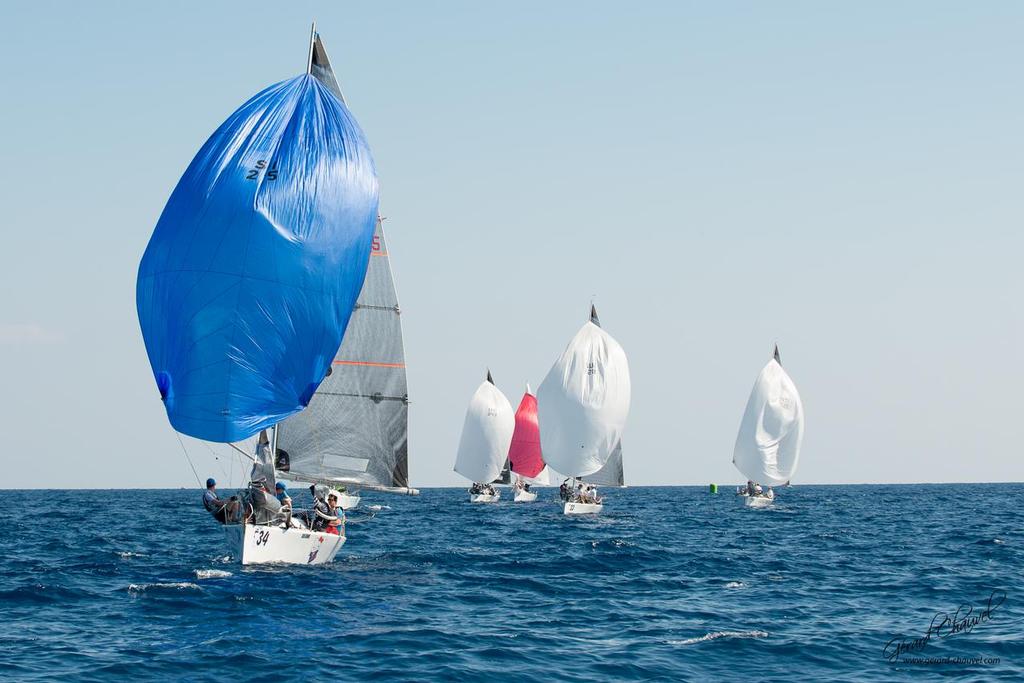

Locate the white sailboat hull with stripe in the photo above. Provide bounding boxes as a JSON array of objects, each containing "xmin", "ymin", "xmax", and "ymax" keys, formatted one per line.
[
  {"xmin": 224, "ymin": 523, "xmax": 346, "ymax": 566},
  {"xmin": 563, "ymin": 502, "xmax": 603, "ymax": 515}
]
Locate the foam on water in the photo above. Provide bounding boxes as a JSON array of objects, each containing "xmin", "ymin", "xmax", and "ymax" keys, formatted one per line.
[
  {"xmin": 127, "ymin": 582, "xmax": 202, "ymax": 593},
  {"xmin": 668, "ymin": 630, "xmax": 769, "ymax": 646},
  {"xmin": 194, "ymin": 569, "xmax": 233, "ymax": 580}
]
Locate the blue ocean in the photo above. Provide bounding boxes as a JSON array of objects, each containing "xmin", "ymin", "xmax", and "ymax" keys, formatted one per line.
[{"xmin": 2, "ymin": 485, "xmax": 1021, "ymax": 681}]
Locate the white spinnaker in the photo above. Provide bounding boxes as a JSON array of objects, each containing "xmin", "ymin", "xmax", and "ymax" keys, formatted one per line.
[
  {"xmin": 454, "ymin": 378, "xmax": 515, "ymax": 483},
  {"xmin": 732, "ymin": 358, "xmax": 804, "ymax": 487},
  {"xmin": 537, "ymin": 320, "xmax": 631, "ymax": 477}
]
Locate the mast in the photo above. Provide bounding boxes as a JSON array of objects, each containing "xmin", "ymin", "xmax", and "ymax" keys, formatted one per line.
[
  {"xmin": 306, "ymin": 21, "xmax": 316, "ymax": 75},
  {"xmin": 271, "ymin": 423, "xmax": 279, "ymax": 465}
]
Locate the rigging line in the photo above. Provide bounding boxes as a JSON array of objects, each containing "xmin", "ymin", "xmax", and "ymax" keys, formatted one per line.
[
  {"xmin": 229, "ymin": 442, "xmax": 258, "ymax": 463},
  {"xmin": 343, "ymin": 510, "xmax": 377, "ymax": 525},
  {"xmin": 174, "ymin": 432, "xmax": 205, "ymax": 489},
  {"xmin": 201, "ymin": 442, "xmax": 231, "ymax": 483},
  {"xmin": 353, "ymin": 304, "xmax": 398, "ymax": 311},
  {"xmin": 315, "ymin": 391, "xmax": 407, "ymax": 400}
]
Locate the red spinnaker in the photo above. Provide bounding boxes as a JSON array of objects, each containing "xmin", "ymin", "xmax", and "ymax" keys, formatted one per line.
[{"xmin": 509, "ymin": 390, "xmax": 545, "ymax": 478}]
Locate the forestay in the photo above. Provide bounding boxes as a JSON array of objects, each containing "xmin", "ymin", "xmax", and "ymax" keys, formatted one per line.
[
  {"xmin": 137, "ymin": 67, "xmax": 379, "ymax": 443},
  {"xmin": 275, "ymin": 219, "xmax": 410, "ymax": 490},
  {"xmin": 732, "ymin": 347, "xmax": 804, "ymax": 487},
  {"xmin": 537, "ymin": 306, "xmax": 631, "ymax": 478},
  {"xmin": 454, "ymin": 372, "xmax": 515, "ymax": 483}
]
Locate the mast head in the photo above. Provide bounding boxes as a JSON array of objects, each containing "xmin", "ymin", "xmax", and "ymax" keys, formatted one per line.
[
  {"xmin": 590, "ymin": 303, "xmax": 601, "ymax": 327},
  {"xmin": 307, "ymin": 24, "xmax": 347, "ymax": 104},
  {"xmin": 773, "ymin": 344, "xmax": 781, "ymax": 365},
  {"xmin": 486, "ymin": 369, "xmax": 494, "ymax": 385},
  {"xmin": 525, "ymin": 381, "xmax": 532, "ymax": 395}
]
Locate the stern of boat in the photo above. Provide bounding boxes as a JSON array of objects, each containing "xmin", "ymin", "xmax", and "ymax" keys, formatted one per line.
[
  {"xmin": 225, "ymin": 524, "xmax": 346, "ymax": 565},
  {"xmin": 563, "ymin": 502, "xmax": 603, "ymax": 515},
  {"xmin": 470, "ymin": 493, "xmax": 500, "ymax": 503}
]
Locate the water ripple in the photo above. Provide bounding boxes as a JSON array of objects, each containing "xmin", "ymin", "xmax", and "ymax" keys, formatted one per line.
[{"xmin": 0, "ymin": 485, "xmax": 1022, "ymax": 681}]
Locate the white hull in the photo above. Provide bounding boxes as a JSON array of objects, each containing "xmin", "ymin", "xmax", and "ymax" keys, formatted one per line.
[
  {"xmin": 513, "ymin": 489, "xmax": 537, "ymax": 502},
  {"xmin": 224, "ymin": 524, "xmax": 346, "ymax": 565},
  {"xmin": 739, "ymin": 494, "xmax": 774, "ymax": 508},
  {"xmin": 470, "ymin": 492, "xmax": 500, "ymax": 503},
  {"xmin": 563, "ymin": 501, "xmax": 602, "ymax": 515},
  {"xmin": 337, "ymin": 493, "xmax": 360, "ymax": 510}
]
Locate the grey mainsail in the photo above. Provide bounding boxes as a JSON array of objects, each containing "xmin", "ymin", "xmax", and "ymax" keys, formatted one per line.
[
  {"xmin": 275, "ymin": 218, "xmax": 411, "ymax": 492},
  {"xmin": 582, "ymin": 441, "xmax": 625, "ymax": 487},
  {"xmin": 307, "ymin": 27, "xmax": 346, "ymax": 104},
  {"xmin": 491, "ymin": 459, "xmax": 511, "ymax": 485}
]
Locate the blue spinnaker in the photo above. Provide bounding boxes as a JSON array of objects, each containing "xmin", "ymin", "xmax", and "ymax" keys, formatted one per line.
[{"xmin": 137, "ymin": 74, "xmax": 379, "ymax": 443}]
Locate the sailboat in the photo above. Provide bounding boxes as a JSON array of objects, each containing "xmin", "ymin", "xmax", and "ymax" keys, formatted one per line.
[
  {"xmin": 454, "ymin": 371, "xmax": 515, "ymax": 503},
  {"xmin": 537, "ymin": 305, "xmax": 631, "ymax": 515},
  {"xmin": 508, "ymin": 384, "xmax": 542, "ymax": 502},
  {"xmin": 732, "ymin": 345, "xmax": 804, "ymax": 508},
  {"xmin": 137, "ymin": 25, "xmax": 380, "ymax": 564},
  {"xmin": 274, "ymin": 214, "xmax": 416, "ymax": 509}
]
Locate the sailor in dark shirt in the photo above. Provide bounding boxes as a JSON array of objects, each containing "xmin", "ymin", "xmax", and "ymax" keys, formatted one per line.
[{"xmin": 202, "ymin": 478, "xmax": 238, "ymax": 524}]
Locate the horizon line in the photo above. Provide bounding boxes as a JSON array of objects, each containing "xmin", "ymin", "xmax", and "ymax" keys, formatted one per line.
[{"xmin": 3, "ymin": 481, "xmax": 1022, "ymax": 491}]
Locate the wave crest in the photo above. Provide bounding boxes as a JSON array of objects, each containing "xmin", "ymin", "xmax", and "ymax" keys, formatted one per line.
[
  {"xmin": 195, "ymin": 569, "xmax": 233, "ymax": 579},
  {"xmin": 668, "ymin": 630, "xmax": 768, "ymax": 646},
  {"xmin": 127, "ymin": 582, "xmax": 201, "ymax": 593}
]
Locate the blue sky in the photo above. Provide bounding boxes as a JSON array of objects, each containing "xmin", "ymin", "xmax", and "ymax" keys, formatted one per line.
[{"xmin": 0, "ymin": 2, "xmax": 1021, "ymax": 487}]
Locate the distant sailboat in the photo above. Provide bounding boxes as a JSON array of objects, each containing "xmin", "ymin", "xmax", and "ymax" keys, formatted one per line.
[
  {"xmin": 537, "ymin": 305, "xmax": 631, "ymax": 514},
  {"xmin": 275, "ymin": 216, "xmax": 417, "ymax": 509},
  {"xmin": 454, "ymin": 371, "xmax": 515, "ymax": 503},
  {"xmin": 733, "ymin": 345, "xmax": 804, "ymax": 508},
  {"xmin": 508, "ymin": 384, "xmax": 542, "ymax": 502},
  {"xmin": 137, "ymin": 25, "xmax": 379, "ymax": 564}
]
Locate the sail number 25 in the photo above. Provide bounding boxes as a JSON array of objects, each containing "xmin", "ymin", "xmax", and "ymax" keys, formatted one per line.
[{"xmin": 246, "ymin": 160, "xmax": 278, "ymax": 181}]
